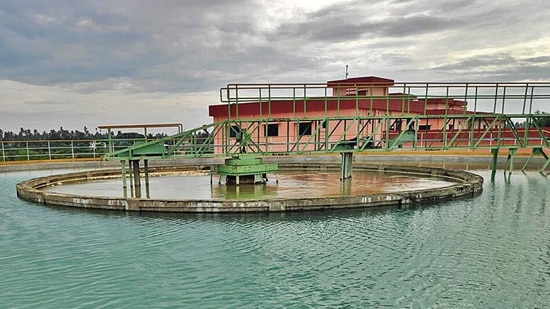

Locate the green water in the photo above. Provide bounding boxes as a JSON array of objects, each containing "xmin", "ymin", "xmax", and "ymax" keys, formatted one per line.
[{"xmin": 1, "ymin": 168, "xmax": 549, "ymax": 308}]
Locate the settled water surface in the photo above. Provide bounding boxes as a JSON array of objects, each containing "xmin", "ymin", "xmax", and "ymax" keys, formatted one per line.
[
  {"xmin": 1, "ymin": 166, "xmax": 549, "ymax": 308},
  {"xmin": 42, "ymin": 170, "xmax": 456, "ymax": 200}
]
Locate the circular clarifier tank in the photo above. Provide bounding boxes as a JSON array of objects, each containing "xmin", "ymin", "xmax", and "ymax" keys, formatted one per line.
[
  {"xmin": 39, "ymin": 170, "xmax": 457, "ymax": 200},
  {"xmin": 16, "ymin": 162, "xmax": 484, "ymax": 212}
]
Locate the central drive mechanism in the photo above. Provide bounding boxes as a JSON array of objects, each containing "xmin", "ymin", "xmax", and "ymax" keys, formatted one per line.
[{"xmin": 215, "ymin": 154, "xmax": 278, "ymax": 185}]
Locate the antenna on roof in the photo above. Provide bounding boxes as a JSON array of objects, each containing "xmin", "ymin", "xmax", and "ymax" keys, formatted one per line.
[{"xmin": 345, "ymin": 65, "xmax": 349, "ymax": 79}]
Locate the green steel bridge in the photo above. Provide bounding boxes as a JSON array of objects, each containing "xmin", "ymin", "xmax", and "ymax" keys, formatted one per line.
[
  {"xmin": 102, "ymin": 81, "xmax": 550, "ymax": 167},
  {"xmin": 96, "ymin": 81, "xmax": 550, "ymax": 194}
]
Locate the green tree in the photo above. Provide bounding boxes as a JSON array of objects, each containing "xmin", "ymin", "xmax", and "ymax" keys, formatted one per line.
[{"xmin": 533, "ymin": 110, "xmax": 550, "ymax": 128}]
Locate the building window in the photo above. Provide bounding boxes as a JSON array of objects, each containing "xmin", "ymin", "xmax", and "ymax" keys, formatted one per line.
[
  {"xmin": 229, "ymin": 125, "xmax": 241, "ymax": 138},
  {"xmin": 264, "ymin": 124, "xmax": 279, "ymax": 137},
  {"xmin": 298, "ymin": 122, "xmax": 312, "ymax": 136},
  {"xmin": 418, "ymin": 125, "xmax": 431, "ymax": 130},
  {"xmin": 390, "ymin": 120, "xmax": 402, "ymax": 131}
]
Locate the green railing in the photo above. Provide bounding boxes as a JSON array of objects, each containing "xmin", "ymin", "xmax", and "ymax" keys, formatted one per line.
[
  {"xmin": 0, "ymin": 138, "xmax": 185, "ymax": 162},
  {"xmin": 0, "ymin": 139, "xmax": 109, "ymax": 162}
]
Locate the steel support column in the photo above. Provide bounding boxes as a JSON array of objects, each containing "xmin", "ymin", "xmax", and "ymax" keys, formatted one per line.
[
  {"xmin": 340, "ymin": 152, "xmax": 353, "ymax": 179},
  {"xmin": 132, "ymin": 160, "xmax": 141, "ymax": 198},
  {"xmin": 505, "ymin": 148, "xmax": 517, "ymax": 176},
  {"xmin": 144, "ymin": 159, "xmax": 150, "ymax": 198},
  {"xmin": 491, "ymin": 148, "xmax": 499, "ymax": 179},
  {"xmin": 121, "ymin": 160, "xmax": 127, "ymax": 198}
]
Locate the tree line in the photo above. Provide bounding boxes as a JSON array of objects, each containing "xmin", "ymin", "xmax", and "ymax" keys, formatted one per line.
[{"xmin": 0, "ymin": 126, "xmax": 169, "ymax": 141}]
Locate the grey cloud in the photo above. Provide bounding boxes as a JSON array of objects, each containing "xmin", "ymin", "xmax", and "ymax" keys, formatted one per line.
[
  {"xmin": 271, "ymin": 1, "xmax": 458, "ymax": 44},
  {"xmin": 1, "ymin": 0, "xmax": 549, "ymax": 94},
  {"xmin": 0, "ymin": 0, "xmax": 263, "ymax": 90},
  {"xmin": 22, "ymin": 100, "xmax": 68, "ymax": 106},
  {"xmin": 432, "ymin": 53, "xmax": 517, "ymax": 71},
  {"xmin": 377, "ymin": 14, "xmax": 455, "ymax": 37},
  {"xmin": 432, "ymin": 52, "xmax": 550, "ymax": 81},
  {"xmin": 522, "ymin": 56, "xmax": 550, "ymax": 64}
]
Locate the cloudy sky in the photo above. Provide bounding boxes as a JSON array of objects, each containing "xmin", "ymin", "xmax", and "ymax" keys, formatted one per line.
[{"xmin": 1, "ymin": 0, "xmax": 549, "ymax": 133}]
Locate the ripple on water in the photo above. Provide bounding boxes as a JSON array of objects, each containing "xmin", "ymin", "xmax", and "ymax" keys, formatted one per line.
[{"xmin": 1, "ymin": 169, "xmax": 550, "ymax": 308}]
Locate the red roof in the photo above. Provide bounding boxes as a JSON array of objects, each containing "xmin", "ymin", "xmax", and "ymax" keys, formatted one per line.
[
  {"xmin": 209, "ymin": 98, "xmax": 424, "ymax": 117},
  {"xmin": 426, "ymin": 109, "xmax": 493, "ymax": 115},
  {"xmin": 327, "ymin": 76, "xmax": 394, "ymax": 86}
]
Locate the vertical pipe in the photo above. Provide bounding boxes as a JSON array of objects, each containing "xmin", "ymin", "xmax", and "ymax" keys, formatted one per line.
[
  {"xmin": 340, "ymin": 152, "xmax": 353, "ymax": 179},
  {"xmin": 128, "ymin": 159, "xmax": 134, "ymax": 197},
  {"xmin": 121, "ymin": 161, "xmax": 127, "ymax": 198},
  {"xmin": 491, "ymin": 148, "xmax": 499, "ymax": 176},
  {"xmin": 133, "ymin": 160, "xmax": 141, "ymax": 198},
  {"xmin": 505, "ymin": 148, "xmax": 516, "ymax": 176},
  {"xmin": 144, "ymin": 159, "xmax": 150, "ymax": 198},
  {"xmin": 210, "ymin": 166, "xmax": 214, "ymax": 185}
]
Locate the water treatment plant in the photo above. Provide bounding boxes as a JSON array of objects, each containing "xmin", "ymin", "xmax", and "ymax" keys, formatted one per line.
[
  {"xmin": 10, "ymin": 77, "xmax": 550, "ymax": 213},
  {"xmin": 3, "ymin": 77, "xmax": 550, "ymax": 309}
]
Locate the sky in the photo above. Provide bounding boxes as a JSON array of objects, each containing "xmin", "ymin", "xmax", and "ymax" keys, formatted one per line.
[{"xmin": 1, "ymin": 0, "xmax": 550, "ymax": 134}]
